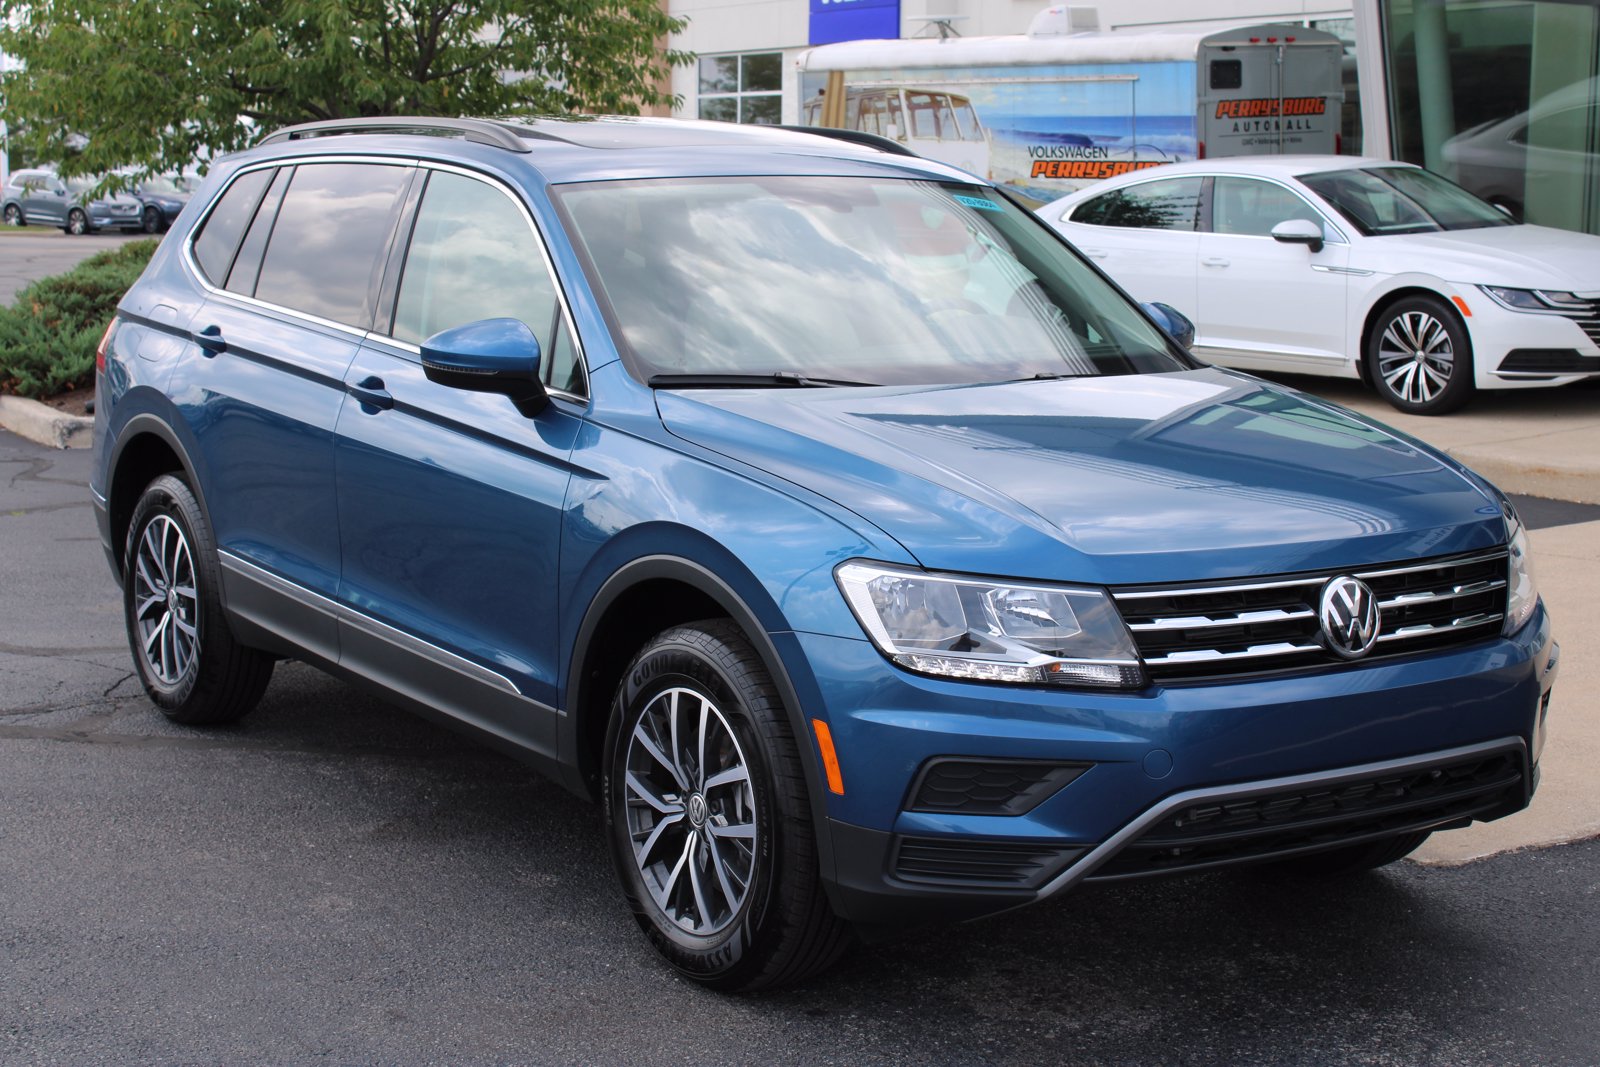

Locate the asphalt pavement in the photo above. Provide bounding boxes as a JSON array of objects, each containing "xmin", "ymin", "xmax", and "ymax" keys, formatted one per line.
[
  {"xmin": 0, "ymin": 230, "xmax": 151, "ymax": 306},
  {"xmin": 4, "ymin": 432, "xmax": 1600, "ymax": 1065}
]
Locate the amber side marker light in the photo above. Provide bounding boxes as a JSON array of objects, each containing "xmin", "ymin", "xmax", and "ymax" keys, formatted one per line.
[
  {"xmin": 811, "ymin": 719, "xmax": 846, "ymax": 795},
  {"xmin": 1452, "ymin": 296, "xmax": 1473, "ymax": 317}
]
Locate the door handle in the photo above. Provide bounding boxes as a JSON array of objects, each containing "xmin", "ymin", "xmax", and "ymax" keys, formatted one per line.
[
  {"xmin": 346, "ymin": 375, "xmax": 394, "ymax": 411},
  {"xmin": 1084, "ymin": 248, "xmax": 1109, "ymax": 259},
  {"xmin": 1202, "ymin": 257, "xmax": 1230, "ymax": 268},
  {"xmin": 194, "ymin": 324, "xmax": 226, "ymax": 357}
]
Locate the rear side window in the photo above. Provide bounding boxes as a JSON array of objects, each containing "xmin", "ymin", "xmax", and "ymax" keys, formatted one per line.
[
  {"xmin": 224, "ymin": 167, "xmax": 292, "ymax": 297},
  {"xmin": 392, "ymin": 171, "xmax": 559, "ymax": 351},
  {"xmin": 192, "ymin": 168, "xmax": 274, "ymax": 285},
  {"xmin": 1070, "ymin": 178, "xmax": 1203, "ymax": 231},
  {"xmin": 255, "ymin": 163, "xmax": 411, "ymax": 328}
]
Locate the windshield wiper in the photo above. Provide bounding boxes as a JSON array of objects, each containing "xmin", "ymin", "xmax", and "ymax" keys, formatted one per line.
[{"xmin": 648, "ymin": 372, "xmax": 877, "ymax": 388}]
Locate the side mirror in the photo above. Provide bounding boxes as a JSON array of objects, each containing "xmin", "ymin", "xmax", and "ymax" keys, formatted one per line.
[
  {"xmin": 420, "ymin": 317, "xmax": 547, "ymax": 417},
  {"xmin": 1270, "ymin": 218, "xmax": 1324, "ymax": 254},
  {"xmin": 1142, "ymin": 301, "xmax": 1196, "ymax": 350}
]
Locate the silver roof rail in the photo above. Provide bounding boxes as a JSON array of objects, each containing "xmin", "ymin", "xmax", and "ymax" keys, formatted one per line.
[{"xmin": 257, "ymin": 117, "xmax": 534, "ymax": 153}]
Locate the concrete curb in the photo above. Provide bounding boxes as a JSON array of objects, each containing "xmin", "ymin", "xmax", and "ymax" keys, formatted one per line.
[{"xmin": 0, "ymin": 395, "xmax": 93, "ymax": 449}]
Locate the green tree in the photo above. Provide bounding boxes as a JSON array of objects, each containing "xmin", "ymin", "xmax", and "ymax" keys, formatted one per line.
[{"xmin": 0, "ymin": 0, "xmax": 691, "ymax": 181}]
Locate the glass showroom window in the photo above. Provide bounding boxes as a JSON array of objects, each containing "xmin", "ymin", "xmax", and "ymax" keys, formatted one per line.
[
  {"xmin": 698, "ymin": 53, "xmax": 782, "ymax": 124},
  {"xmin": 1384, "ymin": 0, "xmax": 1600, "ymax": 235}
]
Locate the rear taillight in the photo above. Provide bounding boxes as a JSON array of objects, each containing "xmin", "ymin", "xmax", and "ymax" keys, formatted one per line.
[
  {"xmin": 1336, "ymin": 132, "xmax": 1344, "ymax": 155},
  {"xmin": 1197, "ymin": 140, "xmax": 1206, "ymax": 159},
  {"xmin": 95, "ymin": 319, "xmax": 116, "ymax": 374}
]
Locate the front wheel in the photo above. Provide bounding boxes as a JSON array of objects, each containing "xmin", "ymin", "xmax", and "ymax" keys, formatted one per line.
[
  {"xmin": 1365, "ymin": 296, "xmax": 1474, "ymax": 415},
  {"xmin": 65, "ymin": 208, "xmax": 89, "ymax": 235},
  {"xmin": 604, "ymin": 620, "xmax": 852, "ymax": 991},
  {"xmin": 123, "ymin": 474, "xmax": 274, "ymax": 724},
  {"xmin": 141, "ymin": 206, "xmax": 162, "ymax": 234}
]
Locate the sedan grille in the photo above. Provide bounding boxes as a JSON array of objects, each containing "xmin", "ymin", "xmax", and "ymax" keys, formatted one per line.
[
  {"xmin": 1555, "ymin": 297, "xmax": 1600, "ymax": 347},
  {"xmin": 1114, "ymin": 549, "xmax": 1508, "ymax": 681}
]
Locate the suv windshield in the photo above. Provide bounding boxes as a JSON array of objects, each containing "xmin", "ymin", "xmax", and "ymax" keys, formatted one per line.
[
  {"xmin": 1300, "ymin": 166, "xmax": 1515, "ymax": 236},
  {"xmin": 555, "ymin": 176, "xmax": 1186, "ymax": 386}
]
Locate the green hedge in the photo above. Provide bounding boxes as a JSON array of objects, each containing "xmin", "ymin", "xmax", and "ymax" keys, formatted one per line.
[{"xmin": 0, "ymin": 239, "xmax": 159, "ymax": 398}]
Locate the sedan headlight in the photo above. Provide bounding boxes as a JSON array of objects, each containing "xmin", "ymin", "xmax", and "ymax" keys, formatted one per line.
[
  {"xmin": 1480, "ymin": 286, "xmax": 1590, "ymax": 312},
  {"xmin": 1505, "ymin": 513, "xmax": 1538, "ymax": 633},
  {"xmin": 834, "ymin": 561, "xmax": 1144, "ymax": 688}
]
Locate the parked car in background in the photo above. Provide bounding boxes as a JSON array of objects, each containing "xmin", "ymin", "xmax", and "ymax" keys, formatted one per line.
[
  {"xmin": 1038, "ymin": 156, "xmax": 1600, "ymax": 414},
  {"xmin": 93, "ymin": 117, "xmax": 1555, "ymax": 991},
  {"xmin": 0, "ymin": 168, "xmax": 144, "ymax": 234},
  {"xmin": 1441, "ymin": 75, "xmax": 1600, "ymax": 222},
  {"xmin": 129, "ymin": 174, "xmax": 196, "ymax": 233}
]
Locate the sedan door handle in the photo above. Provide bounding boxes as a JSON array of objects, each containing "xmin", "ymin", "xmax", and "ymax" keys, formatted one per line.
[
  {"xmin": 1083, "ymin": 248, "xmax": 1109, "ymax": 259},
  {"xmin": 346, "ymin": 375, "xmax": 394, "ymax": 411},
  {"xmin": 1201, "ymin": 256, "xmax": 1230, "ymax": 268},
  {"xmin": 194, "ymin": 324, "xmax": 226, "ymax": 357}
]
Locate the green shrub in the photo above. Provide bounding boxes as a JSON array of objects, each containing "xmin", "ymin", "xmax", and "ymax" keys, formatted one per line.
[{"xmin": 0, "ymin": 238, "xmax": 159, "ymax": 398}]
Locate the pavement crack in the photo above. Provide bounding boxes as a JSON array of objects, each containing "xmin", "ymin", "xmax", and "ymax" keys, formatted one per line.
[{"xmin": 102, "ymin": 672, "xmax": 137, "ymax": 698}]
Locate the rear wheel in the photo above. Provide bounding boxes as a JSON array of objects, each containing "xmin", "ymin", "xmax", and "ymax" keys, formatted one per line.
[
  {"xmin": 1365, "ymin": 296, "xmax": 1474, "ymax": 415},
  {"xmin": 141, "ymin": 205, "xmax": 162, "ymax": 234},
  {"xmin": 1260, "ymin": 831, "xmax": 1431, "ymax": 877},
  {"xmin": 123, "ymin": 474, "xmax": 274, "ymax": 724},
  {"xmin": 3, "ymin": 204, "xmax": 21, "ymax": 226},
  {"xmin": 604, "ymin": 620, "xmax": 851, "ymax": 991},
  {"xmin": 65, "ymin": 208, "xmax": 88, "ymax": 235}
]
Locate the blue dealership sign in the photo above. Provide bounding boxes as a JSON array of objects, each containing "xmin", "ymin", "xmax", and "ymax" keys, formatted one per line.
[{"xmin": 809, "ymin": 0, "xmax": 900, "ymax": 46}]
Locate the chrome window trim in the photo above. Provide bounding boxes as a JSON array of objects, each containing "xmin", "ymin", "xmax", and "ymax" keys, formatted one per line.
[
  {"xmin": 1021, "ymin": 737, "xmax": 1526, "ymax": 905},
  {"xmin": 181, "ymin": 153, "xmax": 591, "ymax": 401}
]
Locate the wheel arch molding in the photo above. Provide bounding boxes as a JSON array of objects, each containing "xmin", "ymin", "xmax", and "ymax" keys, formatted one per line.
[
  {"xmin": 104, "ymin": 410, "xmax": 213, "ymax": 585},
  {"xmin": 561, "ymin": 552, "xmax": 840, "ymax": 884}
]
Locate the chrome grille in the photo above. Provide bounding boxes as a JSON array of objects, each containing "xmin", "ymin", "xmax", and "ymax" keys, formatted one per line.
[
  {"xmin": 1114, "ymin": 549, "xmax": 1508, "ymax": 680},
  {"xmin": 1556, "ymin": 297, "xmax": 1600, "ymax": 347}
]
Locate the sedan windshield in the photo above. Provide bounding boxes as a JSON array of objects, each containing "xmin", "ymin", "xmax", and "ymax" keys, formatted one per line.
[
  {"xmin": 1300, "ymin": 166, "xmax": 1516, "ymax": 236},
  {"xmin": 554, "ymin": 176, "xmax": 1186, "ymax": 387}
]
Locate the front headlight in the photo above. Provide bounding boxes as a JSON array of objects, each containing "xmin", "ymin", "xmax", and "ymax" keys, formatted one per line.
[
  {"xmin": 834, "ymin": 561, "xmax": 1144, "ymax": 689},
  {"xmin": 1480, "ymin": 286, "xmax": 1589, "ymax": 312},
  {"xmin": 1505, "ymin": 513, "xmax": 1538, "ymax": 633}
]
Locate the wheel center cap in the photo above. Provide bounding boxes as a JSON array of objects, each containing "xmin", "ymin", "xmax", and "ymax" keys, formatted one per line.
[{"xmin": 687, "ymin": 793, "xmax": 708, "ymax": 828}]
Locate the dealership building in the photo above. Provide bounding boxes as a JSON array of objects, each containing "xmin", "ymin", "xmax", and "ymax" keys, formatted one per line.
[{"xmin": 665, "ymin": 0, "xmax": 1600, "ymax": 236}]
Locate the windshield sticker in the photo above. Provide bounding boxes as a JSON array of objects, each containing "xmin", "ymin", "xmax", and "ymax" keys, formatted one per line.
[{"xmin": 953, "ymin": 194, "xmax": 1002, "ymax": 212}]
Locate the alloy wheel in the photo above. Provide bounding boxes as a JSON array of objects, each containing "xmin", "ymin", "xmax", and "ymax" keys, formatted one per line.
[
  {"xmin": 1377, "ymin": 310, "xmax": 1454, "ymax": 406},
  {"xmin": 67, "ymin": 210, "xmax": 87, "ymax": 235},
  {"xmin": 3, "ymin": 205, "xmax": 20, "ymax": 226},
  {"xmin": 623, "ymin": 686, "xmax": 758, "ymax": 936},
  {"xmin": 131, "ymin": 514, "xmax": 200, "ymax": 687}
]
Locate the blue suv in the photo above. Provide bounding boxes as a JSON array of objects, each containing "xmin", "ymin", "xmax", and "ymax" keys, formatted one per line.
[{"xmin": 91, "ymin": 117, "xmax": 1558, "ymax": 991}]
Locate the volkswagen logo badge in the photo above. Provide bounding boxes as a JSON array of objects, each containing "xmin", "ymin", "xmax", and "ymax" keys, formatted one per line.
[{"xmin": 1319, "ymin": 576, "xmax": 1380, "ymax": 659}]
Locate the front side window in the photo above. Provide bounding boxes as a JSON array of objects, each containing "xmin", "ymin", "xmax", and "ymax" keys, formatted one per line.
[
  {"xmin": 698, "ymin": 52, "xmax": 783, "ymax": 124},
  {"xmin": 1069, "ymin": 178, "xmax": 1203, "ymax": 231},
  {"xmin": 556, "ymin": 176, "xmax": 1186, "ymax": 387},
  {"xmin": 1300, "ymin": 166, "xmax": 1514, "ymax": 235},
  {"xmin": 1211, "ymin": 177, "xmax": 1325, "ymax": 237},
  {"xmin": 392, "ymin": 170, "xmax": 559, "ymax": 354},
  {"xmin": 254, "ymin": 162, "xmax": 411, "ymax": 328}
]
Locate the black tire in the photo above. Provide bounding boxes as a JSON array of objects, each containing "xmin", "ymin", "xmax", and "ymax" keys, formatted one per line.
[
  {"xmin": 122, "ymin": 474, "xmax": 274, "ymax": 725},
  {"xmin": 141, "ymin": 205, "xmax": 162, "ymax": 234},
  {"xmin": 1259, "ymin": 830, "xmax": 1431, "ymax": 878},
  {"xmin": 65, "ymin": 208, "xmax": 88, "ymax": 235},
  {"xmin": 1365, "ymin": 295, "xmax": 1474, "ymax": 415},
  {"xmin": 603, "ymin": 620, "xmax": 852, "ymax": 991},
  {"xmin": 2, "ymin": 204, "xmax": 21, "ymax": 226}
]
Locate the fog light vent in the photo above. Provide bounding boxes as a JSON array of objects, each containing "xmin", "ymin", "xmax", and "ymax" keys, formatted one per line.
[{"xmin": 907, "ymin": 758, "xmax": 1089, "ymax": 816}]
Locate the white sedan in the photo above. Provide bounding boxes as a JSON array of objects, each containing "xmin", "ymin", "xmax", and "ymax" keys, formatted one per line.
[{"xmin": 1036, "ymin": 156, "xmax": 1600, "ymax": 414}]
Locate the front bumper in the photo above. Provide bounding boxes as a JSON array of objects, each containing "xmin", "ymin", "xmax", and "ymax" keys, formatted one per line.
[
  {"xmin": 794, "ymin": 602, "xmax": 1556, "ymax": 927},
  {"xmin": 1460, "ymin": 291, "xmax": 1600, "ymax": 388}
]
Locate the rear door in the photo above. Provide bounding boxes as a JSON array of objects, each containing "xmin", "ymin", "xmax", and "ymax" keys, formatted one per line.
[
  {"xmin": 179, "ymin": 160, "xmax": 414, "ymax": 660},
  {"xmin": 1053, "ymin": 175, "xmax": 1204, "ymax": 319},
  {"xmin": 332, "ymin": 165, "xmax": 587, "ymax": 757}
]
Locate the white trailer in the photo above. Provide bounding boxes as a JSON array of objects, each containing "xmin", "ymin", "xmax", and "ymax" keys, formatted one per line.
[{"xmin": 797, "ymin": 18, "xmax": 1344, "ymax": 202}]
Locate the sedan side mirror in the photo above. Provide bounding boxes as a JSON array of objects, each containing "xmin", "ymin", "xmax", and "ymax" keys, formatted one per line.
[
  {"xmin": 1142, "ymin": 301, "xmax": 1196, "ymax": 350},
  {"xmin": 1270, "ymin": 218, "xmax": 1324, "ymax": 254},
  {"xmin": 421, "ymin": 317, "xmax": 548, "ymax": 417}
]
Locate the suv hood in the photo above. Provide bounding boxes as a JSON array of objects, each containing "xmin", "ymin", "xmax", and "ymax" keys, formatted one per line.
[
  {"xmin": 657, "ymin": 368, "xmax": 1506, "ymax": 586},
  {"xmin": 1382, "ymin": 224, "xmax": 1600, "ymax": 290}
]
